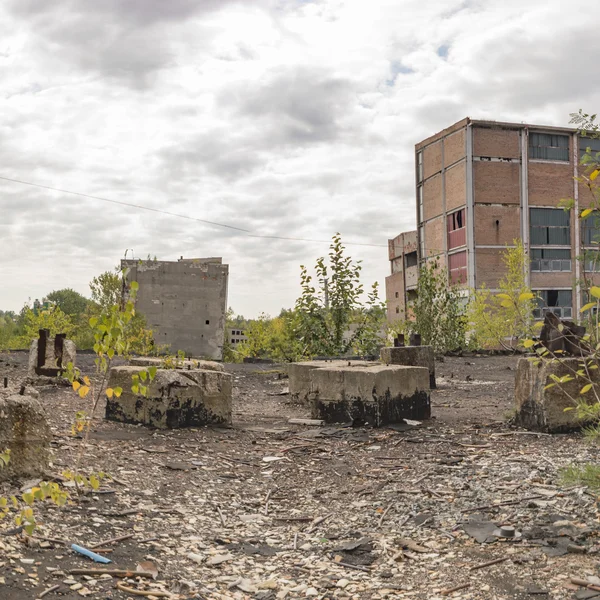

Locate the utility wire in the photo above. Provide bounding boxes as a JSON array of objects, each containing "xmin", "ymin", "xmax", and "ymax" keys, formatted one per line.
[{"xmin": 0, "ymin": 174, "xmax": 388, "ymax": 248}]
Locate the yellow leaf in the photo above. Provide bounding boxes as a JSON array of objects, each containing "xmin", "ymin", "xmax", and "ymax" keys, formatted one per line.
[
  {"xmin": 500, "ymin": 300, "xmax": 512, "ymax": 308},
  {"xmin": 580, "ymin": 383, "xmax": 593, "ymax": 394},
  {"xmin": 582, "ymin": 208, "xmax": 594, "ymax": 218},
  {"xmin": 497, "ymin": 293, "xmax": 511, "ymax": 300},
  {"xmin": 72, "ymin": 381, "xmax": 81, "ymax": 392},
  {"xmin": 523, "ymin": 339, "xmax": 535, "ymax": 348},
  {"xmin": 591, "ymin": 170, "xmax": 599, "ymax": 181},
  {"xmin": 518, "ymin": 292, "xmax": 535, "ymax": 302},
  {"xmin": 105, "ymin": 388, "xmax": 114, "ymax": 399},
  {"xmin": 581, "ymin": 302, "xmax": 597, "ymax": 312},
  {"xmin": 591, "ymin": 286, "xmax": 600, "ymax": 299},
  {"xmin": 78, "ymin": 386, "xmax": 90, "ymax": 399},
  {"xmin": 114, "ymin": 387, "xmax": 123, "ymax": 398},
  {"xmin": 83, "ymin": 376, "xmax": 91, "ymax": 386}
]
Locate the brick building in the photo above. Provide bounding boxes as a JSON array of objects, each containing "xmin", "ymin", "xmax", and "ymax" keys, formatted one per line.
[
  {"xmin": 386, "ymin": 117, "xmax": 600, "ymax": 322},
  {"xmin": 385, "ymin": 230, "xmax": 418, "ymax": 321}
]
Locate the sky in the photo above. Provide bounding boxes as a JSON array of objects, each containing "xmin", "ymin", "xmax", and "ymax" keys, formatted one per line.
[{"xmin": 0, "ymin": 0, "xmax": 597, "ymax": 317}]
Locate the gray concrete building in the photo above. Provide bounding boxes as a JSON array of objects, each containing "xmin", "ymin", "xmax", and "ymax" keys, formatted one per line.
[{"xmin": 122, "ymin": 257, "xmax": 229, "ymax": 359}]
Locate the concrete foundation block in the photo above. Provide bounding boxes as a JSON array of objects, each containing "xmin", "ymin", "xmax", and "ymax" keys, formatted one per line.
[
  {"xmin": 309, "ymin": 365, "xmax": 430, "ymax": 426},
  {"xmin": 380, "ymin": 346, "xmax": 436, "ymax": 389},
  {"xmin": 0, "ymin": 394, "xmax": 51, "ymax": 481},
  {"xmin": 28, "ymin": 338, "xmax": 76, "ymax": 377},
  {"xmin": 288, "ymin": 360, "xmax": 374, "ymax": 404},
  {"xmin": 106, "ymin": 366, "xmax": 232, "ymax": 428},
  {"xmin": 129, "ymin": 357, "xmax": 223, "ymax": 372},
  {"xmin": 514, "ymin": 358, "xmax": 598, "ymax": 432}
]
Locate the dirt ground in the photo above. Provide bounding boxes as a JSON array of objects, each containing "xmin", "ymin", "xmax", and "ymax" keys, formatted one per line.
[{"xmin": 1, "ymin": 353, "xmax": 599, "ymax": 600}]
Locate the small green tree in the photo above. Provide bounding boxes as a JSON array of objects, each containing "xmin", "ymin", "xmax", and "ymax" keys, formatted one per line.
[
  {"xmin": 294, "ymin": 234, "xmax": 386, "ymax": 357},
  {"xmin": 89, "ymin": 270, "xmax": 122, "ymax": 309},
  {"xmin": 45, "ymin": 289, "xmax": 91, "ymax": 317},
  {"xmin": 467, "ymin": 241, "xmax": 536, "ymax": 350},
  {"xmin": 19, "ymin": 305, "xmax": 76, "ymax": 345},
  {"xmin": 408, "ymin": 260, "xmax": 466, "ymax": 353}
]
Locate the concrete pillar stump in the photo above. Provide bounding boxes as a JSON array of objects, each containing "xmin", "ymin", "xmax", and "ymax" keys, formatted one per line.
[{"xmin": 380, "ymin": 346, "xmax": 436, "ymax": 389}]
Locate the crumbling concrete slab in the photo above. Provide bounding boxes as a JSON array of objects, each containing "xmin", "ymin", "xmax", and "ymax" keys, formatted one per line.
[
  {"xmin": 288, "ymin": 360, "xmax": 374, "ymax": 405},
  {"xmin": 129, "ymin": 357, "xmax": 223, "ymax": 372},
  {"xmin": 0, "ymin": 393, "xmax": 51, "ymax": 481},
  {"xmin": 514, "ymin": 358, "xmax": 598, "ymax": 432},
  {"xmin": 309, "ymin": 364, "xmax": 430, "ymax": 426},
  {"xmin": 380, "ymin": 346, "xmax": 436, "ymax": 389},
  {"xmin": 106, "ymin": 366, "xmax": 232, "ymax": 429}
]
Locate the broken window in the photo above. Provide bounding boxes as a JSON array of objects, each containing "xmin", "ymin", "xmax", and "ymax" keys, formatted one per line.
[
  {"xmin": 529, "ymin": 133, "xmax": 569, "ymax": 161},
  {"xmin": 447, "ymin": 209, "xmax": 466, "ymax": 250},
  {"xmin": 418, "ymin": 186, "xmax": 424, "ymax": 223},
  {"xmin": 405, "ymin": 251, "xmax": 418, "ymax": 268},
  {"xmin": 395, "ymin": 291, "xmax": 399, "ymax": 298},
  {"xmin": 205, "ymin": 320, "xmax": 210, "ymax": 325},
  {"xmin": 530, "ymin": 248, "xmax": 571, "ymax": 272},
  {"xmin": 583, "ymin": 249, "xmax": 600, "ymax": 272},
  {"xmin": 533, "ymin": 290, "xmax": 572, "ymax": 319},
  {"xmin": 395, "ymin": 306, "xmax": 400, "ymax": 314},
  {"xmin": 530, "ymin": 208, "xmax": 570, "ymax": 245}
]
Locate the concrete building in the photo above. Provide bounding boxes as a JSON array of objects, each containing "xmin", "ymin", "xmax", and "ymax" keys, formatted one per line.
[
  {"xmin": 227, "ymin": 328, "xmax": 247, "ymax": 347},
  {"xmin": 385, "ymin": 230, "xmax": 418, "ymax": 320},
  {"xmin": 122, "ymin": 257, "xmax": 228, "ymax": 359},
  {"xmin": 386, "ymin": 117, "xmax": 600, "ymax": 323}
]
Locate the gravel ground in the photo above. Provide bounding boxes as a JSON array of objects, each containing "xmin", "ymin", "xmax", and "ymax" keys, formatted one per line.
[{"xmin": 0, "ymin": 352, "xmax": 599, "ymax": 600}]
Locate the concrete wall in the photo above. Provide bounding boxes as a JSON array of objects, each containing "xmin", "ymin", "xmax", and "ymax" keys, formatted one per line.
[{"xmin": 122, "ymin": 257, "xmax": 228, "ymax": 359}]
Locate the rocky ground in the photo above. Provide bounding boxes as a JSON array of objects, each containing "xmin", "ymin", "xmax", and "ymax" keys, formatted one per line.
[{"xmin": 1, "ymin": 352, "xmax": 600, "ymax": 600}]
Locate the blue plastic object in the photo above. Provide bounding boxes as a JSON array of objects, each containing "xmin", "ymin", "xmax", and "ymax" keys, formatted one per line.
[{"xmin": 71, "ymin": 543, "xmax": 112, "ymax": 564}]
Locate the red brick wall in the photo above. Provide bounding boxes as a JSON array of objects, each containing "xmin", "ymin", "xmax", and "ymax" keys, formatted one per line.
[
  {"xmin": 474, "ymin": 204, "xmax": 521, "ymax": 246},
  {"xmin": 423, "ymin": 141, "xmax": 442, "ymax": 180},
  {"xmin": 424, "ymin": 217, "xmax": 444, "ymax": 258},
  {"xmin": 528, "ymin": 162, "xmax": 573, "ymax": 206},
  {"xmin": 473, "ymin": 162, "xmax": 520, "ymax": 204},
  {"xmin": 444, "ymin": 129, "xmax": 466, "ymax": 167},
  {"xmin": 474, "ymin": 128, "xmax": 521, "ymax": 159},
  {"xmin": 423, "ymin": 174, "xmax": 442, "ymax": 220},
  {"xmin": 446, "ymin": 162, "xmax": 467, "ymax": 211}
]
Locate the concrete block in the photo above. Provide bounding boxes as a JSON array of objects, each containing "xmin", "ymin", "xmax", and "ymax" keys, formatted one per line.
[
  {"xmin": 514, "ymin": 358, "xmax": 598, "ymax": 432},
  {"xmin": 380, "ymin": 346, "xmax": 436, "ymax": 389},
  {"xmin": 129, "ymin": 357, "xmax": 223, "ymax": 372},
  {"xmin": 288, "ymin": 360, "xmax": 373, "ymax": 404},
  {"xmin": 28, "ymin": 338, "xmax": 76, "ymax": 378},
  {"xmin": 309, "ymin": 365, "xmax": 430, "ymax": 426},
  {"xmin": 106, "ymin": 366, "xmax": 232, "ymax": 428},
  {"xmin": 0, "ymin": 394, "xmax": 51, "ymax": 481}
]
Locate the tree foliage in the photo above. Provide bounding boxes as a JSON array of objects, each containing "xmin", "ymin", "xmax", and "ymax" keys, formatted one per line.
[
  {"xmin": 408, "ymin": 260, "xmax": 466, "ymax": 353},
  {"xmin": 467, "ymin": 241, "xmax": 536, "ymax": 350},
  {"xmin": 294, "ymin": 234, "xmax": 386, "ymax": 357},
  {"xmin": 45, "ymin": 289, "xmax": 91, "ymax": 317}
]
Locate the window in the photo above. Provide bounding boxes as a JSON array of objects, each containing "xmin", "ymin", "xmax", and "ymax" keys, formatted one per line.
[
  {"xmin": 417, "ymin": 151, "xmax": 423, "ymax": 182},
  {"xmin": 395, "ymin": 291, "xmax": 399, "ymax": 298},
  {"xmin": 205, "ymin": 320, "xmax": 210, "ymax": 325},
  {"xmin": 530, "ymin": 248, "xmax": 571, "ymax": 272},
  {"xmin": 530, "ymin": 208, "xmax": 570, "ymax": 245},
  {"xmin": 529, "ymin": 133, "xmax": 569, "ymax": 161},
  {"xmin": 448, "ymin": 251, "xmax": 467, "ymax": 284},
  {"xmin": 417, "ymin": 186, "xmax": 424, "ymax": 223},
  {"xmin": 582, "ymin": 213, "xmax": 600, "ymax": 246},
  {"xmin": 419, "ymin": 226, "xmax": 425, "ymax": 259},
  {"xmin": 395, "ymin": 306, "xmax": 400, "ymax": 314},
  {"xmin": 533, "ymin": 290, "xmax": 572, "ymax": 320},
  {"xmin": 579, "ymin": 137, "xmax": 600, "ymax": 161},
  {"xmin": 583, "ymin": 250, "xmax": 600, "ymax": 272},
  {"xmin": 405, "ymin": 251, "xmax": 418, "ymax": 268},
  {"xmin": 447, "ymin": 208, "xmax": 466, "ymax": 250}
]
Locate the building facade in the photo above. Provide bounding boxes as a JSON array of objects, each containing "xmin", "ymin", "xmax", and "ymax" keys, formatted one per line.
[
  {"xmin": 406, "ymin": 117, "xmax": 600, "ymax": 321},
  {"xmin": 385, "ymin": 230, "xmax": 418, "ymax": 320},
  {"xmin": 122, "ymin": 257, "xmax": 229, "ymax": 359}
]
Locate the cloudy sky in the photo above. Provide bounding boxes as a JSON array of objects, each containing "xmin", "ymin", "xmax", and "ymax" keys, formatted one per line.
[{"xmin": 0, "ymin": 0, "xmax": 596, "ymax": 317}]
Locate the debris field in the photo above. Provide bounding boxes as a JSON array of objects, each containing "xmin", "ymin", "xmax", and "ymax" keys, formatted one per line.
[{"xmin": 1, "ymin": 353, "xmax": 599, "ymax": 600}]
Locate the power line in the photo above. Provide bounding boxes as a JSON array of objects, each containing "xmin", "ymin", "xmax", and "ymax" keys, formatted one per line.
[{"xmin": 0, "ymin": 174, "xmax": 388, "ymax": 248}]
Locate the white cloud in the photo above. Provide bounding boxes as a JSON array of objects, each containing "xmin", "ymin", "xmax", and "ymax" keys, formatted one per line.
[{"xmin": 0, "ymin": 0, "xmax": 598, "ymax": 316}]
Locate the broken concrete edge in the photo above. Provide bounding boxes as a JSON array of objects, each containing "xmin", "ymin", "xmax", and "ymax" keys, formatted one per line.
[
  {"xmin": 514, "ymin": 357, "xmax": 598, "ymax": 433},
  {"xmin": 129, "ymin": 356, "xmax": 224, "ymax": 372},
  {"xmin": 105, "ymin": 365, "xmax": 232, "ymax": 429}
]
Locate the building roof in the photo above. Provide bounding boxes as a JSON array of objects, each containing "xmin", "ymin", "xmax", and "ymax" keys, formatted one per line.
[{"xmin": 416, "ymin": 117, "xmax": 578, "ymax": 150}]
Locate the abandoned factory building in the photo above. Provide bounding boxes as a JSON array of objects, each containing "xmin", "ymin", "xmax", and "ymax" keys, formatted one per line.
[
  {"xmin": 386, "ymin": 117, "xmax": 600, "ymax": 322},
  {"xmin": 122, "ymin": 257, "xmax": 229, "ymax": 360}
]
